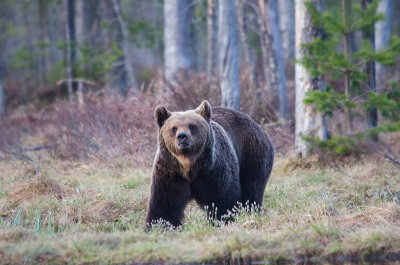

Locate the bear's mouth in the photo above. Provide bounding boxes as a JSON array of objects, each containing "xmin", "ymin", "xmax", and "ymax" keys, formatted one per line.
[{"xmin": 177, "ymin": 142, "xmax": 191, "ymax": 149}]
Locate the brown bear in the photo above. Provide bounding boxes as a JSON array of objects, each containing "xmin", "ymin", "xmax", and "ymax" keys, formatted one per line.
[{"xmin": 146, "ymin": 100, "xmax": 274, "ymax": 228}]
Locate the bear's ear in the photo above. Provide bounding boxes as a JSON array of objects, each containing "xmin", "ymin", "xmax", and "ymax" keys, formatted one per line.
[
  {"xmin": 154, "ymin": 105, "xmax": 171, "ymax": 128},
  {"xmin": 195, "ymin": 100, "xmax": 212, "ymax": 122}
]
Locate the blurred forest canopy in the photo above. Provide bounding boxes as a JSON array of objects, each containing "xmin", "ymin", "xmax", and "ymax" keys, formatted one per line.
[
  {"xmin": 0, "ymin": 0, "xmax": 399, "ymax": 159},
  {"xmin": 0, "ymin": 0, "xmax": 397, "ymax": 98}
]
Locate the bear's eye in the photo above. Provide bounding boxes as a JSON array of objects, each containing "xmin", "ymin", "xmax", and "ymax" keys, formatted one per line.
[
  {"xmin": 172, "ymin": 127, "xmax": 177, "ymax": 133},
  {"xmin": 189, "ymin": 124, "xmax": 196, "ymax": 131}
]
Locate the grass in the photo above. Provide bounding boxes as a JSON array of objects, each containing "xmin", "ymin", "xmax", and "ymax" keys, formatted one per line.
[{"xmin": 0, "ymin": 155, "xmax": 400, "ymax": 264}]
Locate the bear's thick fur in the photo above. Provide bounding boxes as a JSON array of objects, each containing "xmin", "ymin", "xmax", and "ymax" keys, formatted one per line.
[{"xmin": 146, "ymin": 100, "xmax": 274, "ymax": 228}]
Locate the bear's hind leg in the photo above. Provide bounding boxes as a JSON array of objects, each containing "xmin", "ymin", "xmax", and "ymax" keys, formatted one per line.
[{"xmin": 239, "ymin": 167, "xmax": 270, "ymax": 210}]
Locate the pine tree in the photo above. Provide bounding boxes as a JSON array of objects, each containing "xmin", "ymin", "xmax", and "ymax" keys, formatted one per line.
[{"xmin": 298, "ymin": 0, "xmax": 400, "ymax": 156}]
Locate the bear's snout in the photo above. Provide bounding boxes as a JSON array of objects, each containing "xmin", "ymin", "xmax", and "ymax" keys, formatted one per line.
[{"xmin": 177, "ymin": 132, "xmax": 190, "ymax": 147}]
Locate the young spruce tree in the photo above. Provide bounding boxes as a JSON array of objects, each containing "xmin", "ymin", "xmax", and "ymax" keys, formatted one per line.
[{"xmin": 298, "ymin": 0, "xmax": 400, "ymax": 156}]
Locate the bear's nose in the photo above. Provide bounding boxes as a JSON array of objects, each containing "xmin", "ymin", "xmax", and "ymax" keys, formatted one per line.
[{"xmin": 177, "ymin": 132, "xmax": 188, "ymax": 142}]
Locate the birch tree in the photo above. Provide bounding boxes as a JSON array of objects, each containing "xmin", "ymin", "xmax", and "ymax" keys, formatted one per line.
[
  {"xmin": 164, "ymin": 0, "xmax": 192, "ymax": 84},
  {"xmin": 267, "ymin": 0, "xmax": 289, "ymax": 120},
  {"xmin": 65, "ymin": 0, "xmax": 75, "ymax": 103},
  {"xmin": 362, "ymin": 0, "xmax": 378, "ymax": 131},
  {"xmin": 295, "ymin": 0, "xmax": 326, "ymax": 157},
  {"xmin": 37, "ymin": 0, "xmax": 47, "ymax": 86},
  {"xmin": 277, "ymin": 0, "xmax": 295, "ymax": 61},
  {"xmin": 207, "ymin": 0, "xmax": 218, "ymax": 84},
  {"xmin": 253, "ymin": 0, "xmax": 289, "ymax": 120},
  {"xmin": 0, "ymin": 67, "xmax": 5, "ymax": 117},
  {"xmin": 237, "ymin": 0, "xmax": 259, "ymax": 93},
  {"xmin": 218, "ymin": 0, "xmax": 240, "ymax": 110},
  {"xmin": 75, "ymin": 0, "xmax": 90, "ymax": 61},
  {"xmin": 112, "ymin": 0, "xmax": 139, "ymax": 94},
  {"xmin": 375, "ymin": 0, "xmax": 393, "ymax": 86}
]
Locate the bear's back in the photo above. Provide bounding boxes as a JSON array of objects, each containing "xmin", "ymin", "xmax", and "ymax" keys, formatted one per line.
[{"xmin": 210, "ymin": 107, "xmax": 273, "ymax": 164}]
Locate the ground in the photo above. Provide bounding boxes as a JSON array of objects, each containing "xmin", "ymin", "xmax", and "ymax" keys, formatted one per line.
[{"xmin": 0, "ymin": 153, "xmax": 400, "ymax": 264}]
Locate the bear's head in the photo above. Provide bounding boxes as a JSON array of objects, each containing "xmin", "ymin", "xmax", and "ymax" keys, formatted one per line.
[{"xmin": 154, "ymin": 100, "xmax": 212, "ymax": 157}]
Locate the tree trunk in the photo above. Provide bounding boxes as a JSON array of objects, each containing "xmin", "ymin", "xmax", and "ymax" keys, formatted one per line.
[
  {"xmin": 237, "ymin": 0, "xmax": 259, "ymax": 94},
  {"xmin": 277, "ymin": 0, "xmax": 295, "ymax": 61},
  {"xmin": 75, "ymin": 0, "xmax": 86, "ymax": 61},
  {"xmin": 65, "ymin": 0, "xmax": 76, "ymax": 103},
  {"xmin": 267, "ymin": 0, "xmax": 289, "ymax": 120},
  {"xmin": 37, "ymin": 0, "xmax": 47, "ymax": 87},
  {"xmin": 256, "ymin": 0, "xmax": 289, "ymax": 120},
  {"xmin": 112, "ymin": 0, "xmax": 139, "ymax": 95},
  {"xmin": 0, "ymin": 68, "xmax": 5, "ymax": 117},
  {"xmin": 363, "ymin": 0, "xmax": 378, "ymax": 135},
  {"xmin": 218, "ymin": 0, "xmax": 240, "ymax": 110},
  {"xmin": 164, "ymin": 0, "xmax": 192, "ymax": 84},
  {"xmin": 342, "ymin": 0, "xmax": 354, "ymax": 133},
  {"xmin": 207, "ymin": 0, "xmax": 218, "ymax": 84},
  {"xmin": 295, "ymin": 0, "xmax": 327, "ymax": 157},
  {"xmin": 375, "ymin": 0, "xmax": 393, "ymax": 87}
]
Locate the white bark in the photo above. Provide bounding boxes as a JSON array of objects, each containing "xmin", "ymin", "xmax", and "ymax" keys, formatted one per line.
[
  {"xmin": 75, "ymin": 0, "xmax": 86, "ymax": 60},
  {"xmin": 65, "ymin": 0, "xmax": 74, "ymax": 103},
  {"xmin": 112, "ymin": 0, "xmax": 139, "ymax": 93},
  {"xmin": 164, "ymin": 0, "xmax": 192, "ymax": 84},
  {"xmin": 295, "ymin": 0, "xmax": 326, "ymax": 157},
  {"xmin": 255, "ymin": 0, "xmax": 289, "ymax": 119},
  {"xmin": 267, "ymin": 0, "xmax": 289, "ymax": 120},
  {"xmin": 218, "ymin": 0, "xmax": 240, "ymax": 110},
  {"xmin": 277, "ymin": 0, "xmax": 295, "ymax": 61},
  {"xmin": 237, "ymin": 0, "xmax": 259, "ymax": 92},
  {"xmin": 207, "ymin": 0, "xmax": 218, "ymax": 83},
  {"xmin": 375, "ymin": 0, "xmax": 393, "ymax": 87}
]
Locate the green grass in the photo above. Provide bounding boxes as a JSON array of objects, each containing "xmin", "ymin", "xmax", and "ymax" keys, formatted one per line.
[{"xmin": 0, "ymin": 157, "xmax": 400, "ymax": 264}]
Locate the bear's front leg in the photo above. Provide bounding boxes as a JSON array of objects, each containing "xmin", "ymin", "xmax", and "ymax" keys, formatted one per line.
[{"xmin": 146, "ymin": 169, "xmax": 191, "ymax": 229}]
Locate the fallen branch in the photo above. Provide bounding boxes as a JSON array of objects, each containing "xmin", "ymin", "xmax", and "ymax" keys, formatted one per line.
[
  {"xmin": 56, "ymin": 78, "xmax": 98, "ymax": 86},
  {"xmin": 381, "ymin": 152, "xmax": 400, "ymax": 169},
  {"xmin": 22, "ymin": 142, "xmax": 59, "ymax": 152}
]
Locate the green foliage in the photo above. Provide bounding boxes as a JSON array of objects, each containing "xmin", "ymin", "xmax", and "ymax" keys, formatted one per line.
[
  {"xmin": 303, "ymin": 135, "xmax": 358, "ymax": 155},
  {"xmin": 299, "ymin": 0, "xmax": 400, "ymax": 156},
  {"xmin": 363, "ymin": 81, "xmax": 400, "ymax": 120},
  {"xmin": 128, "ymin": 20, "xmax": 157, "ymax": 48},
  {"xmin": 48, "ymin": 60, "xmax": 66, "ymax": 84},
  {"xmin": 75, "ymin": 42, "xmax": 122, "ymax": 81},
  {"xmin": 48, "ymin": 40, "xmax": 123, "ymax": 83},
  {"xmin": 304, "ymin": 87, "xmax": 356, "ymax": 117},
  {"xmin": 9, "ymin": 46, "xmax": 35, "ymax": 75}
]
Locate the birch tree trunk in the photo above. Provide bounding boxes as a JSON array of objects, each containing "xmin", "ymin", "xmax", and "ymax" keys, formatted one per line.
[
  {"xmin": 375, "ymin": 0, "xmax": 393, "ymax": 87},
  {"xmin": 362, "ymin": 0, "xmax": 378, "ymax": 133},
  {"xmin": 256, "ymin": 0, "xmax": 289, "ymax": 120},
  {"xmin": 218, "ymin": 0, "xmax": 240, "ymax": 110},
  {"xmin": 237, "ymin": 0, "xmax": 259, "ymax": 94},
  {"xmin": 207, "ymin": 0, "xmax": 218, "ymax": 84},
  {"xmin": 75, "ymin": 0, "xmax": 86, "ymax": 61},
  {"xmin": 267, "ymin": 0, "xmax": 289, "ymax": 120},
  {"xmin": 164, "ymin": 0, "xmax": 192, "ymax": 84},
  {"xmin": 277, "ymin": 0, "xmax": 295, "ymax": 61},
  {"xmin": 37, "ymin": 0, "xmax": 47, "ymax": 87},
  {"xmin": 65, "ymin": 0, "xmax": 75, "ymax": 103},
  {"xmin": 0, "ymin": 68, "xmax": 5, "ymax": 117},
  {"xmin": 295, "ymin": 0, "xmax": 327, "ymax": 157},
  {"xmin": 112, "ymin": 0, "xmax": 139, "ymax": 94}
]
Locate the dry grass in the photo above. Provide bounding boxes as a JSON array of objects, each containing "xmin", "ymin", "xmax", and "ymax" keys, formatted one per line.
[
  {"xmin": 0, "ymin": 154, "xmax": 400, "ymax": 264},
  {"xmin": 0, "ymin": 86, "xmax": 400, "ymax": 264}
]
